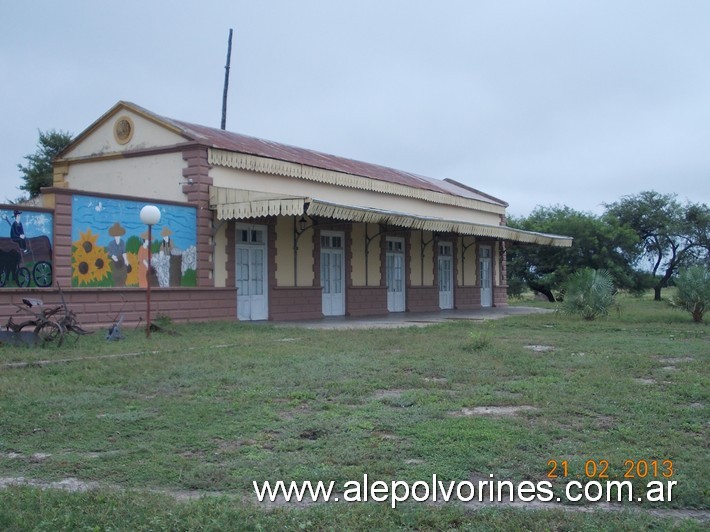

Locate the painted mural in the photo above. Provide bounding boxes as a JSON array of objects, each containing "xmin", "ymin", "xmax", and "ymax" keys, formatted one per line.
[
  {"xmin": 0, "ymin": 207, "xmax": 54, "ymax": 288},
  {"xmin": 0, "ymin": 209, "xmax": 54, "ymax": 288},
  {"xmin": 71, "ymin": 195, "xmax": 197, "ymax": 288}
]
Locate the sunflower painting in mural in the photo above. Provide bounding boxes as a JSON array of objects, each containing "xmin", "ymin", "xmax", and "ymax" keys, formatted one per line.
[{"xmin": 72, "ymin": 229, "xmax": 110, "ymax": 286}]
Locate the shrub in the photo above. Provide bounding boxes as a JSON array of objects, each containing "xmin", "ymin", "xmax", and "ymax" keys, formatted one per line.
[
  {"xmin": 670, "ymin": 266, "xmax": 710, "ymax": 323},
  {"xmin": 462, "ymin": 323, "xmax": 495, "ymax": 352},
  {"xmin": 559, "ymin": 268, "xmax": 616, "ymax": 320},
  {"xmin": 506, "ymin": 275, "xmax": 527, "ymax": 299}
]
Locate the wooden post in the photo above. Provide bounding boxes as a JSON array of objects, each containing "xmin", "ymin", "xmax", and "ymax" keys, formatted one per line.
[{"xmin": 221, "ymin": 29, "xmax": 233, "ymax": 130}]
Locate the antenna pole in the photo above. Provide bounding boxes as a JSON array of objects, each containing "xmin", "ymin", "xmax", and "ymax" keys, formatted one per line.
[{"xmin": 221, "ymin": 28, "xmax": 233, "ymax": 130}]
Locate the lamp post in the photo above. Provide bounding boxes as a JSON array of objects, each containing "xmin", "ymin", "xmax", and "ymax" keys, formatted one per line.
[{"xmin": 139, "ymin": 205, "xmax": 161, "ymax": 338}]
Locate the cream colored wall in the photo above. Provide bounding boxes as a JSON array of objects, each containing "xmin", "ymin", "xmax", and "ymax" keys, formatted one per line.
[
  {"xmin": 275, "ymin": 217, "xmax": 294, "ymax": 286},
  {"xmin": 459, "ymin": 236, "xmax": 476, "ymax": 286},
  {"xmin": 422, "ymin": 231, "xmax": 434, "ymax": 286},
  {"xmin": 348, "ymin": 223, "xmax": 381, "ymax": 287},
  {"xmin": 410, "ymin": 230, "xmax": 421, "ymax": 287},
  {"xmin": 65, "ymin": 110, "xmax": 187, "ymax": 159},
  {"xmin": 213, "ymin": 220, "xmax": 228, "ymax": 287},
  {"xmin": 65, "ymin": 153, "xmax": 187, "ymax": 203},
  {"xmin": 211, "ymin": 167, "xmax": 504, "ymax": 226},
  {"xmin": 274, "ymin": 217, "xmax": 315, "ymax": 287},
  {"xmin": 409, "ymin": 230, "xmax": 435, "ymax": 286},
  {"xmin": 298, "ymin": 224, "xmax": 315, "ymax": 287},
  {"xmin": 350, "ymin": 223, "xmax": 367, "ymax": 286}
]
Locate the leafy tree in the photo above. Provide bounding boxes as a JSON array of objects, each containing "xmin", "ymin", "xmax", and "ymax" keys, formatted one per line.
[
  {"xmin": 560, "ymin": 268, "xmax": 616, "ymax": 320},
  {"xmin": 670, "ymin": 265, "xmax": 710, "ymax": 323},
  {"xmin": 18, "ymin": 129, "xmax": 73, "ymax": 198},
  {"xmin": 507, "ymin": 206, "xmax": 641, "ymax": 301},
  {"xmin": 604, "ymin": 191, "xmax": 710, "ymax": 301}
]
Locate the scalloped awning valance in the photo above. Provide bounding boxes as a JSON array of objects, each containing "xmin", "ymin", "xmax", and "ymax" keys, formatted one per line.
[{"xmin": 209, "ymin": 187, "xmax": 573, "ymax": 247}]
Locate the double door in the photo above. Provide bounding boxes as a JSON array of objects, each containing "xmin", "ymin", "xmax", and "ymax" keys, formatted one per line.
[
  {"xmin": 320, "ymin": 232, "xmax": 345, "ymax": 316},
  {"xmin": 438, "ymin": 242, "xmax": 453, "ymax": 309},
  {"xmin": 386, "ymin": 237, "xmax": 406, "ymax": 312},
  {"xmin": 479, "ymin": 245, "xmax": 492, "ymax": 307},
  {"xmin": 236, "ymin": 224, "xmax": 268, "ymax": 321}
]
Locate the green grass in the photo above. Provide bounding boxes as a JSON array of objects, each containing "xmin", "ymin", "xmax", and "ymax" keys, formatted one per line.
[{"xmin": 0, "ymin": 294, "xmax": 707, "ymax": 530}]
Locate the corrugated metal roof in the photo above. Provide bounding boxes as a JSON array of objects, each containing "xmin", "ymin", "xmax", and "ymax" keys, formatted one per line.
[{"xmin": 125, "ymin": 102, "xmax": 507, "ymax": 207}]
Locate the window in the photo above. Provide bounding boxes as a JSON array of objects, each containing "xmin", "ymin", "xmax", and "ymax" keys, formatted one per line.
[
  {"xmin": 239, "ymin": 229, "xmax": 264, "ymax": 244},
  {"xmin": 387, "ymin": 240, "xmax": 403, "ymax": 252},
  {"xmin": 438, "ymin": 243, "xmax": 452, "ymax": 256},
  {"xmin": 321, "ymin": 234, "xmax": 343, "ymax": 249}
]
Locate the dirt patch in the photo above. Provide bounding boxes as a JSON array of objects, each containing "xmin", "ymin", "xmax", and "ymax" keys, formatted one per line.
[
  {"xmin": 423, "ymin": 377, "xmax": 448, "ymax": 384},
  {"xmin": 0, "ymin": 476, "xmax": 102, "ymax": 493},
  {"xmin": 214, "ymin": 438, "xmax": 254, "ymax": 453},
  {"xmin": 655, "ymin": 356, "xmax": 694, "ymax": 364},
  {"xmin": 452, "ymin": 405, "xmax": 537, "ymax": 417},
  {"xmin": 494, "ymin": 391, "xmax": 523, "ymax": 400},
  {"xmin": 299, "ymin": 428, "xmax": 326, "ymax": 441},
  {"xmin": 1, "ymin": 475, "xmax": 708, "ymax": 521},
  {"xmin": 634, "ymin": 378, "xmax": 656, "ymax": 385},
  {"xmin": 372, "ymin": 389, "xmax": 406, "ymax": 400},
  {"xmin": 372, "ymin": 431, "xmax": 402, "ymax": 441},
  {"xmin": 594, "ymin": 415, "xmax": 616, "ymax": 430},
  {"xmin": 524, "ymin": 345, "xmax": 554, "ymax": 353}
]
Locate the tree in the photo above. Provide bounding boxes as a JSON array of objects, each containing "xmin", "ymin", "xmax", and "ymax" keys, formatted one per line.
[
  {"xmin": 670, "ymin": 265, "xmax": 710, "ymax": 323},
  {"xmin": 604, "ymin": 191, "xmax": 710, "ymax": 301},
  {"xmin": 507, "ymin": 205, "xmax": 641, "ymax": 301},
  {"xmin": 18, "ymin": 129, "xmax": 73, "ymax": 198}
]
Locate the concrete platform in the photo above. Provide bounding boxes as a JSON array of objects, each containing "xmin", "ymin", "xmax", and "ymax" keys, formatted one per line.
[{"xmin": 273, "ymin": 306, "xmax": 552, "ymax": 330}]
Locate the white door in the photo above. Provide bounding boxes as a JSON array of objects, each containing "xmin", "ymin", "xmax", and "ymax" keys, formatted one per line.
[
  {"xmin": 386, "ymin": 237, "xmax": 406, "ymax": 312},
  {"xmin": 236, "ymin": 224, "xmax": 268, "ymax": 320},
  {"xmin": 480, "ymin": 245, "xmax": 492, "ymax": 307},
  {"xmin": 320, "ymin": 231, "xmax": 345, "ymax": 316},
  {"xmin": 438, "ymin": 242, "xmax": 453, "ymax": 309}
]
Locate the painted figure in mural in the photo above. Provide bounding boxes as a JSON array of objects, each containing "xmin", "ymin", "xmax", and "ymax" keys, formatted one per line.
[
  {"xmin": 159, "ymin": 226, "xmax": 174, "ymax": 256},
  {"xmin": 138, "ymin": 231, "xmax": 150, "ymax": 288},
  {"xmin": 158, "ymin": 226, "xmax": 176, "ymax": 287},
  {"xmin": 107, "ymin": 222, "xmax": 129, "ymax": 287},
  {"xmin": 10, "ymin": 211, "xmax": 28, "ymax": 253}
]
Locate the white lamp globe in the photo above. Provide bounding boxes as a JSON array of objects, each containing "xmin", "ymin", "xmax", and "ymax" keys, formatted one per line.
[{"xmin": 140, "ymin": 205, "xmax": 161, "ymax": 226}]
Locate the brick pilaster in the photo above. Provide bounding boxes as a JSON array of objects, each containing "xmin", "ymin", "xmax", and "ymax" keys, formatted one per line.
[{"xmin": 181, "ymin": 146, "xmax": 213, "ymax": 287}]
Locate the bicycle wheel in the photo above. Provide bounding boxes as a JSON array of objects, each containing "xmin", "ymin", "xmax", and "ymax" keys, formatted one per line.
[{"xmin": 34, "ymin": 321, "xmax": 63, "ymax": 346}]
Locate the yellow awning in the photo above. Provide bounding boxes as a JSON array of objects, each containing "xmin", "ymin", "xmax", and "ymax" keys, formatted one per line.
[
  {"xmin": 209, "ymin": 187, "xmax": 573, "ymax": 247},
  {"xmin": 305, "ymin": 199, "xmax": 572, "ymax": 247}
]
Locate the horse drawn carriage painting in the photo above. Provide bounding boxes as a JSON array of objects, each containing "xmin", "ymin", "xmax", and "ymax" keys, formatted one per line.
[{"xmin": 0, "ymin": 209, "xmax": 53, "ymax": 288}]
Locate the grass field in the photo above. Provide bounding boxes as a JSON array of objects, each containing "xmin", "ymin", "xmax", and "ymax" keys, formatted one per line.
[{"xmin": 0, "ymin": 293, "xmax": 707, "ymax": 530}]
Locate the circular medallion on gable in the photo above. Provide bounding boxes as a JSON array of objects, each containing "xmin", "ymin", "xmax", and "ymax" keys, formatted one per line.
[{"xmin": 114, "ymin": 116, "xmax": 134, "ymax": 144}]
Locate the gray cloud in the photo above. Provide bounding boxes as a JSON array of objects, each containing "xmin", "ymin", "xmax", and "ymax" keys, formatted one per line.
[{"xmin": 2, "ymin": 0, "xmax": 708, "ymax": 215}]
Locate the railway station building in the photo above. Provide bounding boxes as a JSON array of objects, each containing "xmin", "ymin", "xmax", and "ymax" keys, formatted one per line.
[{"xmin": 0, "ymin": 101, "xmax": 571, "ymax": 326}]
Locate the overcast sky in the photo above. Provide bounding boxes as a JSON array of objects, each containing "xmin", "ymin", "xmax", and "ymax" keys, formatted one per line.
[{"xmin": 2, "ymin": 0, "xmax": 708, "ymax": 216}]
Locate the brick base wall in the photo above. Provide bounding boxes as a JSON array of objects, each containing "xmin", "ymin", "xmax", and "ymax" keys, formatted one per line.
[
  {"xmin": 0, "ymin": 288, "xmax": 237, "ymax": 330},
  {"xmin": 347, "ymin": 286, "xmax": 387, "ymax": 317},
  {"xmin": 455, "ymin": 286, "xmax": 482, "ymax": 310},
  {"xmin": 269, "ymin": 286, "xmax": 323, "ymax": 321},
  {"xmin": 407, "ymin": 286, "xmax": 439, "ymax": 312},
  {"xmin": 494, "ymin": 284, "xmax": 508, "ymax": 307}
]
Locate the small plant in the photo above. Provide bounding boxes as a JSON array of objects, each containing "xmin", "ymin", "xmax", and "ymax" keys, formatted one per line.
[
  {"xmin": 559, "ymin": 268, "xmax": 616, "ymax": 320},
  {"xmin": 154, "ymin": 313, "xmax": 173, "ymax": 327},
  {"xmin": 463, "ymin": 323, "xmax": 494, "ymax": 352},
  {"xmin": 670, "ymin": 265, "xmax": 710, "ymax": 323}
]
